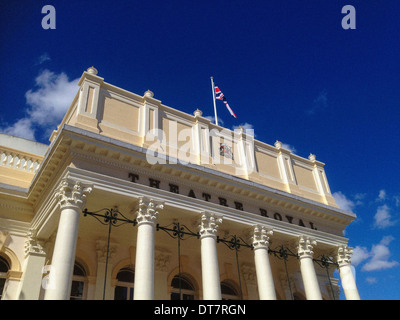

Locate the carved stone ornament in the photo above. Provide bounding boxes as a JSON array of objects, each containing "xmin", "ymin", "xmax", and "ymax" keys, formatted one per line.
[
  {"xmin": 154, "ymin": 248, "xmax": 171, "ymax": 272},
  {"xmin": 87, "ymin": 66, "xmax": 98, "ymax": 75},
  {"xmin": 198, "ymin": 212, "xmax": 223, "ymax": 239},
  {"xmin": 252, "ymin": 224, "xmax": 273, "ymax": 250},
  {"xmin": 135, "ymin": 196, "xmax": 164, "ymax": 226},
  {"xmin": 336, "ymin": 245, "xmax": 353, "ymax": 267},
  {"xmin": 297, "ymin": 235, "xmax": 317, "ymax": 258},
  {"xmin": 56, "ymin": 179, "xmax": 92, "ymax": 210},
  {"xmin": 24, "ymin": 231, "xmax": 46, "ymax": 257},
  {"xmin": 193, "ymin": 108, "xmax": 203, "ymax": 117},
  {"xmin": 241, "ymin": 263, "xmax": 257, "ymax": 284},
  {"xmin": 144, "ymin": 90, "xmax": 154, "ymax": 98},
  {"xmin": 95, "ymin": 239, "xmax": 117, "ymax": 263}
]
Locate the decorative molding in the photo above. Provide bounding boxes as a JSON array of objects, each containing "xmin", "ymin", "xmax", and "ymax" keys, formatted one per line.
[
  {"xmin": 198, "ymin": 211, "xmax": 223, "ymax": 239},
  {"xmin": 135, "ymin": 196, "xmax": 164, "ymax": 226},
  {"xmin": 252, "ymin": 224, "xmax": 273, "ymax": 250},
  {"xmin": 154, "ymin": 247, "xmax": 171, "ymax": 272},
  {"xmin": 0, "ymin": 230, "xmax": 10, "ymax": 252},
  {"xmin": 297, "ymin": 235, "xmax": 317, "ymax": 258},
  {"xmin": 56, "ymin": 179, "xmax": 92, "ymax": 210},
  {"xmin": 336, "ymin": 245, "xmax": 353, "ymax": 267},
  {"xmin": 241, "ymin": 263, "xmax": 256, "ymax": 285},
  {"xmin": 95, "ymin": 239, "xmax": 117, "ymax": 263},
  {"xmin": 24, "ymin": 231, "xmax": 46, "ymax": 257}
]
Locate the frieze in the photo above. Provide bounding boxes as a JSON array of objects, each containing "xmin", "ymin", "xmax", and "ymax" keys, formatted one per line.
[{"xmin": 128, "ymin": 172, "xmax": 317, "ymax": 230}]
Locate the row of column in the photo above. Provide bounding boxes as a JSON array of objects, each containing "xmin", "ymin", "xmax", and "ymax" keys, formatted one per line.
[{"xmin": 41, "ymin": 180, "xmax": 359, "ymax": 300}]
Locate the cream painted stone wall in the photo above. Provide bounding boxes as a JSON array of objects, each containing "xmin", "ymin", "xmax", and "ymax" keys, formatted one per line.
[{"xmin": 49, "ymin": 68, "xmax": 338, "ymax": 208}]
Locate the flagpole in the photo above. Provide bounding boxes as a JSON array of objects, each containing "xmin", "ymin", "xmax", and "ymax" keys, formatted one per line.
[{"xmin": 210, "ymin": 76, "xmax": 218, "ymax": 126}]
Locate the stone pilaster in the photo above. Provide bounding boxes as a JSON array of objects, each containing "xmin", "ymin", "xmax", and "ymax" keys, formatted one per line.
[{"xmin": 17, "ymin": 231, "xmax": 47, "ymax": 300}]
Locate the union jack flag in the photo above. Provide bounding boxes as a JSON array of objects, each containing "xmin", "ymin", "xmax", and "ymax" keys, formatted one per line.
[{"xmin": 214, "ymin": 86, "xmax": 237, "ymax": 118}]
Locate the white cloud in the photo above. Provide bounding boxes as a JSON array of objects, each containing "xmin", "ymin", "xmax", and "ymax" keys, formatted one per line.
[
  {"xmin": 2, "ymin": 118, "xmax": 35, "ymax": 141},
  {"xmin": 351, "ymin": 246, "xmax": 370, "ymax": 267},
  {"xmin": 204, "ymin": 115, "xmax": 224, "ymax": 127},
  {"xmin": 333, "ymin": 191, "xmax": 355, "ymax": 212},
  {"xmin": 366, "ymin": 277, "xmax": 377, "ymax": 284},
  {"xmin": 377, "ymin": 189, "xmax": 386, "ymax": 201},
  {"xmin": 281, "ymin": 143, "xmax": 296, "ymax": 154},
  {"xmin": 354, "ymin": 193, "xmax": 366, "ymax": 206},
  {"xmin": 1, "ymin": 69, "xmax": 79, "ymax": 141},
  {"xmin": 307, "ymin": 90, "xmax": 328, "ymax": 115},
  {"xmin": 35, "ymin": 53, "xmax": 51, "ymax": 65},
  {"xmin": 232, "ymin": 122, "xmax": 255, "ymax": 137},
  {"xmin": 362, "ymin": 236, "xmax": 399, "ymax": 271},
  {"xmin": 373, "ymin": 204, "xmax": 396, "ymax": 229},
  {"xmin": 25, "ymin": 70, "xmax": 79, "ymax": 126},
  {"xmin": 394, "ymin": 195, "xmax": 400, "ymax": 207}
]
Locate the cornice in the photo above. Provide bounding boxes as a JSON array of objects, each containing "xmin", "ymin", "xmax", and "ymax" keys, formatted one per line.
[
  {"xmin": 67, "ymin": 165, "xmax": 349, "ymax": 247},
  {"xmin": 57, "ymin": 125, "xmax": 355, "ymax": 224},
  {"xmin": 15, "ymin": 124, "xmax": 355, "ymax": 246}
]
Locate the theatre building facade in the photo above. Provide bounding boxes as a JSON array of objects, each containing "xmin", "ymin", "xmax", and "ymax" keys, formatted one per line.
[{"xmin": 0, "ymin": 67, "xmax": 360, "ymax": 300}]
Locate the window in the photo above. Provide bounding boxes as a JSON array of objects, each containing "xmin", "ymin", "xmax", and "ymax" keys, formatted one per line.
[
  {"xmin": 70, "ymin": 262, "xmax": 87, "ymax": 300},
  {"xmin": 0, "ymin": 256, "xmax": 10, "ymax": 300},
  {"xmin": 170, "ymin": 275, "xmax": 195, "ymax": 300},
  {"xmin": 221, "ymin": 280, "xmax": 240, "ymax": 300},
  {"xmin": 114, "ymin": 267, "xmax": 135, "ymax": 300}
]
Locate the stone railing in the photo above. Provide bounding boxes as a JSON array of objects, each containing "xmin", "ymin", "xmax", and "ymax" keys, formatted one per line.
[{"xmin": 0, "ymin": 147, "xmax": 42, "ymax": 174}]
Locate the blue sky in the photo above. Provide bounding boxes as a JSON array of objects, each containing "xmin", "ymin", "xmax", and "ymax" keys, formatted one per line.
[{"xmin": 1, "ymin": 1, "xmax": 399, "ymax": 300}]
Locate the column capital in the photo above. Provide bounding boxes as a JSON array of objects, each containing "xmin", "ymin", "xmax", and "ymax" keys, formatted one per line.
[
  {"xmin": 56, "ymin": 179, "xmax": 92, "ymax": 210},
  {"xmin": 252, "ymin": 225, "xmax": 273, "ymax": 250},
  {"xmin": 199, "ymin": 212, "xmax": 223, "ymax": 239},
  {"xmin": 135, "ymin": 196, "xmax": 164, "ymax": 226},
  {"xmin": 336, "ymin": 245, "xmax": 353, "ymax": 267},
  {"xmin": 297, "ymin": 235, "xmax": 317, "ymax": 258}
]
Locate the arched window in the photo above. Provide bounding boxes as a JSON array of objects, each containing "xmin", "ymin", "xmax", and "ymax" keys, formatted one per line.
[
  {"xmin": 70, "ymin": 262, "xmax": 87, "ymax": 300},
  {"xmin": 0, "ymin": 256, "xmax": 10, "ymax": 300},
  {"xmin": 114, "ymin": 267, "xmax": 135, "ymax": 300},
  {"xmin": 170, "ymin": 274, "xmax": 195, "ymax": 300},
  {"xmin": 220, "ymin": 280, "xmax": 240, "ymax": 300}
]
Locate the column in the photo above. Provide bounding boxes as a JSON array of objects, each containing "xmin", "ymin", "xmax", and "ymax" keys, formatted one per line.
[
  {"xmin": 199, "ymin": 212, "xmax": 222, "ymax": 300},
  {"xmin": 17, "ymin": 232, "xmax": 47, "ymax": 300},
  {"xmin": 252, "ymin": 225, "xmax": 276, "ymax": 300},
  {"xmin": 337, "ymin": 245, "xmax": 360, "ymax": 300},
  {"xmin": 44, "ymin": 180, "xmax": 92, "ymax": 300},
  {"xmin": 297, "ymin": 235, "xmax": 322, "ymax": 300},
  {"xmin": 133, "ymin": 197, "xmax": 164, "ymax": 300}
]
